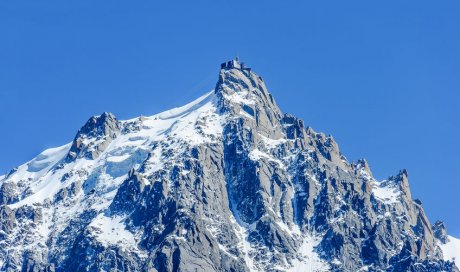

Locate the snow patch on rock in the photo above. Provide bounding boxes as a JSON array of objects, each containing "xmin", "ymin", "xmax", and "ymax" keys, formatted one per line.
[
  {"xmin": 88, "ymin": 213, "xmax": 144, "ymax": 255},
  {"xmin": 372, "ymin": 180, "xmax": 401, "ymax": 204}
]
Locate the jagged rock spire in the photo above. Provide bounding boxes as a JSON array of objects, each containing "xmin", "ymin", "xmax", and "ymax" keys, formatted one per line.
[
  {"xmin": 67, "ymin": 112, "xmax": 121, "ymax": 160},
  {"xmin": 216, "ymin": 59, "xmax": 284, "ymax": 138},
  {"xmin": 433, "ymin": 220, "xmax": 449, "ymax": 243}
]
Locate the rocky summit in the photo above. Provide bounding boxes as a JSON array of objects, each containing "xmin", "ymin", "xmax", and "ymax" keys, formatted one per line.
[{"xmin": 0, "ymin": 59, "xmax": 459, "ymax": 272}]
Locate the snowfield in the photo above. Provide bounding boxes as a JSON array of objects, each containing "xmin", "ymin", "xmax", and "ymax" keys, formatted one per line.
[{"xmin": 440, "ymin": 235, "xmax": 460, "ymax": 268}]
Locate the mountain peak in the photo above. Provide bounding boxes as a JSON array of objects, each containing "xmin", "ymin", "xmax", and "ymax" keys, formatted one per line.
[
  {"xmin": 0, "ymin": 61, "xmax": 458, "ymax": 272},
  {"xmin": 215, "ymin": 59, "xmax": 285, "ymax": 139},
  {"xmin": 67, "ymin": 112, "xmax": 121, "ymax": 160}
]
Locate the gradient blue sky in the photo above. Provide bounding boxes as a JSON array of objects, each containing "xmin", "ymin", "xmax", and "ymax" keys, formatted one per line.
[{"xmin": 1, "ymin": 1, "xmax": 459, "ymax": 236}]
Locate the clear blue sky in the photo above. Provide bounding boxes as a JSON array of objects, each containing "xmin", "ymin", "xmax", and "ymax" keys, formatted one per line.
[{"xmin": 1, "ymin": 1, "xmax": 459, "ymax": 236}]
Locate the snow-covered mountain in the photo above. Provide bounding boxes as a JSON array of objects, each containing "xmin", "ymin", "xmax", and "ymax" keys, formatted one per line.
[{"xmin": 0, "ymin": 59, "xmax": 458, "ymax": 271}]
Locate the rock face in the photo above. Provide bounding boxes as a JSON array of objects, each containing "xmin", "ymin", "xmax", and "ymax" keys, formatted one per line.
[
  {"xmin": 67, "ymin": 112, "xmax": 121, "ymax": 161},
  {"xmin": 433, "ymin": 221, "xmax": 449, "ymax": 244},
  {"xmin": 0, "ymin": 59, "xmax": 458, "ymax": 271}
]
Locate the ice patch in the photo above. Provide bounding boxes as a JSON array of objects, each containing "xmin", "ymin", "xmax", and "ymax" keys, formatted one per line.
[
  {"xmin": 372, "ymin": 180, "xmax": 401, "ymax": 204},
  {"xmin": 284, "ymin": 235, "xmax": 330, "ymax": 272},
  {"xmin": 222, "ymin": 87, "xmax": 255, "ymax": 106},
  {"xmin": 259, "ymin": 134, "xmax": 287, "ymax": 149},
  {"xmin": 106, "ymin": 154, "xmax": 131, "ymax": 163},
  {"xmin": 276, "ymin": 220, "xmax": 301, "ymax": 237},
  {"xmin": 358, "ymin": 168, "xmax": 401, "ymax": 205},
  {"xmin": 249, "ymin": 149, "xmax": 284, "ymax": 168},
  {"xmin": 88, "ymin": 214, "xmax": 137, "ymax": 248}
]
